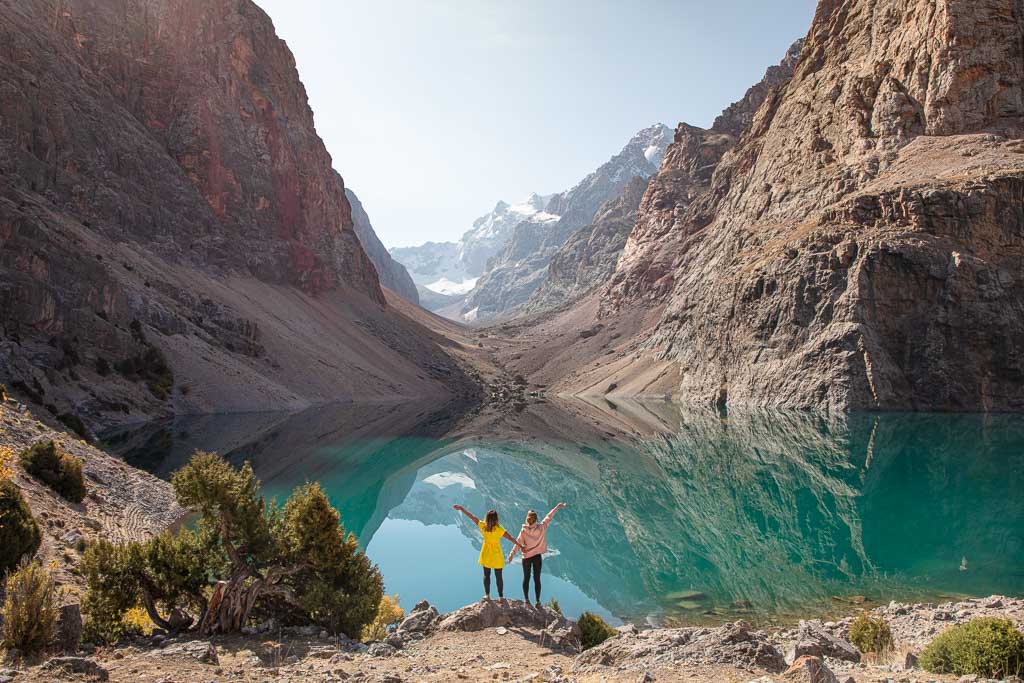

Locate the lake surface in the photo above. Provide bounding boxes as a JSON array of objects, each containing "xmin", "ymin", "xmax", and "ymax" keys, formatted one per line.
[{"xmin": 102, "ymin": 399, "xmax": 1024, "ymax": 626}]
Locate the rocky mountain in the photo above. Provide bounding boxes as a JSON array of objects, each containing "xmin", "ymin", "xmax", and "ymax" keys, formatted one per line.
[
  {"xmin": 344, "ymin": 185, "xmax": 419, "ymax": 303},
  {"xmin": 389, "ymin": 194, "xmax": 557, "ymax": 311},
  {"xmin": 511, "ymin": 0, "xmax": 1024, "ymax": 413},
  {"xmin": 525, "ymin": 175, "xmax": 649, "ymax": 313},
  {"xmin": 463, "ymin": 124, "xmax": 672, "ymax": 321},
  {"xmin": 0, "ymin": 0, "xmax": 473, "ymax": 430}
]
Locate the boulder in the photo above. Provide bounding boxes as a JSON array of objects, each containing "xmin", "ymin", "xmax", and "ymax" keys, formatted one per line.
[
  {"xmin": 366, "ymin": 642, "xmax": 397, "ymax": 658},
  {"xmin": 438, "ymin": 599, "xmax": 572, "ymax": 633},
  {"xmin": 782, "ymin": 656, "xmax": 839, "ymax": 683},
  {"xmin": 42, "ymin": 657, "xmax": 109, "ymax": 681},
  {"xmin": 899, "ymin": 651, "xmax": 919, "ymax": 671},
  {"xmin": 397, "ymin": 603, "xmax": 439, "ymax": 634},
  {"xmin": 574, "ymin": 621, "xmax": 786, "ymax": 674},
  {"xmin": 56, "ymin": 603, "xmax": 82, "ymax": 652},
  {"xmin": 797, "ymin": 622, "xmax": 860, "ymax": 663},
  {"xmin": 160, "ymin": 640, "xmax": 218, "ymax": 665},
  {"xmin": 785, "ymin": 640, "xmax": 823, "ymax": 664}
]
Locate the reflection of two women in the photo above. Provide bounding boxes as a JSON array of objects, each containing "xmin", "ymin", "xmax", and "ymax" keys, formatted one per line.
[{"xmin": 453, "ymin": 502, "xmax": 567, "ymax": 605}]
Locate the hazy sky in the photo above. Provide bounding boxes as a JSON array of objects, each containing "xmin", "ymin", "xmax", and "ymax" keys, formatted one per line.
[{"xmin": 255, "ymin": 0, "xmax": 817, "ymax": 248}]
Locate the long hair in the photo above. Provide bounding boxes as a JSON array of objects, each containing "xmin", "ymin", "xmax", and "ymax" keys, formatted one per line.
[
  {"xmin": 484, "ymin": 509, "xmax": 499, "ymax": 532},
  {"xmin": 526, "ymin": 510, "xmax": 538, "ymax": 525}
]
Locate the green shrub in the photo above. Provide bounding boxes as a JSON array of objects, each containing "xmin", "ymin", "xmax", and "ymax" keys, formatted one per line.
[
  {"xmin": 849, "ymin": 611, "xmax": 893, "ymax": 654},
  {"xmin": 920, "ymin": 617, "xmax": 1024, "ymax": 678},
  {"xmin": 57, "ymin": 413, "xmax": 90, "ymax": 441},
  {"xmin": 2, "ymin": 558, "xmax": 58, "ymax": 656},
  {"xmin": 83, "ymin": 452, "xmax": 383, "ymax": 639},
  {"xmin": 82, "ymin": 529, "xmax": 213, "ymax": 644},
  {"xmin": 0, "ymin": 478, "xmax": 42, "ymax": 574},
  {"xmin": 578, "ymin": 611, "xmax": 616, "ymax": 650},
  {"xmin": 115, "ymin": 345, "xmax": 173, "ymax": 400},
  {"xmin": 19, "ymin": 441, "xmax": 85, "ymax": 503},
  {"xmin": 361, "ymin": 595, "xmax": 404, "ymax": 642},
  {"xmin": 546, "ymin": 598, "xmax": 562, "ymax": 615},
  {"xmin": 116, "ymin": 322, "xmax": 173, "ymax": 400}
]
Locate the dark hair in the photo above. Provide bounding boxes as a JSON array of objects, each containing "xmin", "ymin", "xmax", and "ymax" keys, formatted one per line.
[{"xmin": 484, "ymin": 509, "xmax": 499, "ymax": 532}]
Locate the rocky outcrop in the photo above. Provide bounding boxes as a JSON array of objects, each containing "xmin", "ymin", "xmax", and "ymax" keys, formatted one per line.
[
  {"xmin": 526, "ymin": 175, "xmax": 648, "ymax": 313},
  {"xmin": 0, "ymin": 0, "xmax": 473, "ymax": 428},
  {"xmin": 612, "ymin": 40, "xmax": 803, "ymax": 298},
  {"xmin": 344, "ymin": 186, "xmax": 419, "ymax": 303},
  {"xmin": 573, "ymin": 621, "xmax": 787, "ymax": 675},
  {"xmin": 376, "ymin": 599, "xmax": 580, "ymax": 652},
  {"xmin": 464, "ymin": 125, "xmax": 671, "ymax": 320},
  {"xmin": 1, "ymin": 0, "xmax": 381, "ymax": 299},
  {"xmin": 518, "ymin": 44, "xmax": 803, "ymax": 319},
  {"xmin": 547, "ymin": 0, "xmax": 1024, "ymax": 412}
]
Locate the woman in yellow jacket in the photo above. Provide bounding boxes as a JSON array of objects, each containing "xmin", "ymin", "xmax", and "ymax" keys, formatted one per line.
[{"xmin": 453, "ymin": 505, "xmax": 524, "ymax": 601}]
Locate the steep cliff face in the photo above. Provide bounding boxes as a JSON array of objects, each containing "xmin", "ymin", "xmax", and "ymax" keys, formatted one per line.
[
  {"xmin": 525, "ymin": 176, "xmax": 648, "ymax": 313},
  {"xmin": 596, "ymin": 0, "xmax": 1024, "ymax": 411},
  {"xmin": 0, "ymin": 0, "xmax": 472, "ymax": 428},
  {"xmin": 464, "ymin": 124, "xmax": 672, "ymax": 321},
  {"xmin": 2, "ymin": 0, "xmax": 381, "ymax": 298},
  {"xmin": 344, "ymin": 186, "xmax": 419, "ymax": 303}
]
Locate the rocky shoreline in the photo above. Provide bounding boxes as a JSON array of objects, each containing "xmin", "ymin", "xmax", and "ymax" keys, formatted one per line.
[{"xmin": 5, "ymin": 595, "xmax": 1022, "ymax": 683}]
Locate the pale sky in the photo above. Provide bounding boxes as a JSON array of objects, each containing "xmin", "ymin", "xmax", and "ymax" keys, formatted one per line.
[{"xmin": 254, "ymin": 0, "xmax": 817, "ymax": 248}]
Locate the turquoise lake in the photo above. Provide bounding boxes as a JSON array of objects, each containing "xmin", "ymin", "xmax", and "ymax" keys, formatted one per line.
[{"xmin": 102, "ymin": 399, "xmax": 1024, "ymax": 626}]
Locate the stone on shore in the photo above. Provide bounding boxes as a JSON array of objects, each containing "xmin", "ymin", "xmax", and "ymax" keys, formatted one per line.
[
  {"xmin": 42, "ymin": 657, "xmax": 109, "ymax": 681},
  {"xmin": 574, "ymin": 620, "xmax": 786, "ymax": 675},
  {"xmin": 796, "ymin": 621, "xmax": 860, "ymax": 662},
  {"xmin": 782, "ymin": 655, "xmax": 838, "ymax": 683}
]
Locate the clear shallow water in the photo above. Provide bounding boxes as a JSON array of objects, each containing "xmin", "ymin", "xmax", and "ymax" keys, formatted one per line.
[{"xmin": 102, "ymin": 400, "xmax": 1024, "ymax": 626}]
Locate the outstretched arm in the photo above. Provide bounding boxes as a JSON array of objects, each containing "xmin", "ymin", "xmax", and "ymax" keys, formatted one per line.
[
  {"xmin": 503, "ymin": 530, "xmax": 525, "ymax": 550},
  {"xmin": 543, "ymin": 502, "xmax": 568, "ymax": 525},
  {"xmin": 508, "ymin": 530, "xmax": 526, "ymax": 562},
  {"xmin": 453, "ymin": 505, "xmax": 480, "ymax": 525}
]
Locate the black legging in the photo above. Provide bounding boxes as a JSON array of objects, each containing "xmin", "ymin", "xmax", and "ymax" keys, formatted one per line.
[
  {"xmin": 522, "ymin": 554, "xmax": 542, "ymax": 602},
  {"xmin": 483, "ymin": 567, "xmax": 504, "ymax": 597}
]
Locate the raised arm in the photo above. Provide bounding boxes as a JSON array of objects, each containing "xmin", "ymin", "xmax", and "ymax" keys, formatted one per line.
[
  {"xmin": 542, "ymin": 502, "xmax": 568, "ymax": 525},
  {"xmin": 453, "ymin": 505, "xmax": 480, "ymax": 525}
]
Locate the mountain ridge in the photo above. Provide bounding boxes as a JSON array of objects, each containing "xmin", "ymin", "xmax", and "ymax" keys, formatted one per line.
[
  {"xmin": 501, "ymin": 0, "xmax": 1024, "ymax": 413},
  {"xmin": 0, "ymin": 0, "xmax": 474, "ymax": 429}
]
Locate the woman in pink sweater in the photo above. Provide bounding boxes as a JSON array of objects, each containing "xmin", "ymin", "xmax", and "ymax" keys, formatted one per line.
[{"xmin": 507, "ymin": 502, "xmax": 567, "ymax": 606}]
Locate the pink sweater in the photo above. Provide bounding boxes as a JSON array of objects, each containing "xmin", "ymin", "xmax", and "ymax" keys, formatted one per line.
[{"xmin": 512, "ymin": 509, "xmax": 557, "ymax": 559}]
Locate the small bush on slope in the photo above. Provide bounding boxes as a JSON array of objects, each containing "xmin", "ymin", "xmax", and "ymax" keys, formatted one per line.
[
  {"xmin": 920, "ymin": 617, "xmax": 1024, "ymax": 678},
  {"xmin": 578, "ymin": 611, "xmax": 617, "ymax": 650},
  {"xmin": 0, "ymin": 477, "xmax": 42, "ymax": 574},
  {"xmin": 2, "ymin": 558, "xmax": 57, "ymax": 656},
  {"xmin": 849, "ymin": 611, "xmax": 893, "ymax": 654},
  {"xmin": 19, "ymin": 441, "xmax": 85, "ymax": 503},
  {"xmin": 362, "ymin": 595, "xmax": 404, "ymax": 642}
]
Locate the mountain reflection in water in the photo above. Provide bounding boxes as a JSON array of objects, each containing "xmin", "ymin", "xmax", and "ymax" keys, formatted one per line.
[{"xmin": 102, "ymin": 399, "xmax": 1024, "ymax": 625}]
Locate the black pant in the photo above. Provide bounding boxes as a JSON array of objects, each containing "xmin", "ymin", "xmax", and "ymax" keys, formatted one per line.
[
  {"xmin": 483, "ymin": 567, "xmax": 503, "ymax": 597},
  {"xmin": 522, "ymin": 554, "xmax": 542, "ymax": 602}
]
